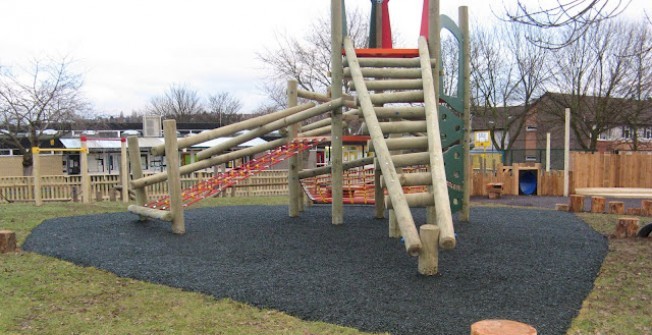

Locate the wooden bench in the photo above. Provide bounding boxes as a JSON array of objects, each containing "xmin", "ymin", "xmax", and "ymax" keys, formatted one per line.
[{"xmin": 486, "ymin": 183, "xmax": 504, "ymax": 199}]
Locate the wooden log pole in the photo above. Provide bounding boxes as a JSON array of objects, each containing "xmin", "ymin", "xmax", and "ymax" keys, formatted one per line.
[
  {"xmin": 569, "ymin": 195, "xmax": 585, "ymax": 212},
  {"xmin": 349, "ymin": 79, "xmax": 424, "ymax": 91},
  {"xmin": 374, "ymin": 159, "xmax": 385, "ymax": 219},
  {"xmin": 127, "ymin": 136, "xmax": 148, "ymax": 213},
  {"xmin": 609, "ymin": 201, "xmax": 625, "ymax": 215},
  {"xmin": 418, "ymin": 224, "xmax": 440, "ymax": 276},
  {"xmin": 366, "ymin": 90, "xmax": 425, "ymax": 105},
  {"xmin": 287, "ymin": 80, "xmax": 300, "ymax": 217},
  {"xmin": 460, "ymin": 5, "xmax": 472, "ymax": 223},
  {"xmin": 331, "ymin": 0, "xmax": 344, "ymax": 225},
  {"xmin": 590, "ymin": 196, "xmax": 606, "ymax": 213},
  {"xmin": 374, "ymin": 106, "xmax": 425, "ymax": 119},
  {"xmin": 344, "ymin": 37, "xmax": 421, "ymax": 255},
  {"xmin": 150, "ymin": 103, "xmax": 314, "ymax": 156},
  {"xmin": 368, "ymin": 136, "xmax": 428, "ymax": 152},
  {"xmin": 298, "ymin": 157, "xmax": 374, "ymax": 179},
  {"xmin": 419, "ymin": 37, "xmax": 455, "ymax": 249},
  {"xmin": 120, "ymin": 137, "xmax": 130, "ymax": 203},
  {"xmin": 363, "ymin": 120, "xmax": 427, "ymax": 134},
  {"xmin": 32, "ymin": 147, "xmax": 42, "ymax": 207},
  {"xmin": 80, "ymin": 136, "xmax": 91, "ymax": 204},
  {"xmin": 0, "ymin": 230, "xmax": 17, "ymax": 253},
  {"xmin": 127, "ymin": 205, "xmax": 173, "ymax": 221},
  {"xmin": 296, "ymin": 89, "xmax": 356, "ymax": 108},
  {"xmin": 343, "ymin": 67, "xmax": 422, "ymax": 79},
  {"xmin": 343, "ymin": 57, "xmax": 434, "ymax": 68},
  {"xmin": 471, "ymin": 320, "xmax": 537, "ymax": 335},
  {"xmin": 388, "ymin": 209, "xmax": 401, "ymax": 238},
  {"xmin": 391, "ymin": 152, "xmax": 430, "ymax": 168},
  {"xmin": 163, "ymin": 120, "xmax": 185, "ymax": 235},
  {"xmin": 385, "ymin": 192, "xmax": 436, "ymax": 209}
]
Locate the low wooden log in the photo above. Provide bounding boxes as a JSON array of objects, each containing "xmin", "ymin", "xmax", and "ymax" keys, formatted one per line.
[
  {"xmin": 471, "ymin": 319, "xmax": 537, "ymax": 335},
  {"xmin": 642, "ymin": 200, "xmax": 652, "ymax": 216},
  {"xmin": 626, "ymin": 208, "xmax": 642, "ymax": 216},
  {"xmin": 555, "ymin": 204, "xmax": 569, "ymax": 211},
  {"xmin": 368, "ymin": 136, "xmax": 428, "ymax": 152},
  {"xmin": 127, "ymin": 205, "xmax": 173, "ymax": 221},
  {"xmin": 385, "ymin": 192, "xmax": 435, "ymax": 209},
  {"xmin": 418, "ymin": 224, "xmax": 440, "ymax": 276},
  {"xmin": 569, "ymin": 195, "xmax": 585, "ymax": 212},
  {"xmin": 613, "ymin": 217, "xmax": 640, "ymax": 238},
  {"xmin": 390, "ymin": 152, "xmax": 429, "ymax": 168},
  {"xmin": 343, "ymin": 67, "xmax": 422, "ymax": 79},
  {"xmin": 590, "ymin": 196, "xmax": 606, "ymax": 213},
  {"xmin": 374, "ymin": 106, "xmax": 425, "ymax": 119},
  {"xmin": 608, "ymin": 201, "xmax": 625, "ymax": 215},
  {"xmin": 0, "ymin": 230, "xmax": 17, "ymax": 253}
]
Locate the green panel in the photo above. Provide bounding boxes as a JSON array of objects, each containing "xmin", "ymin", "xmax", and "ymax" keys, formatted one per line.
[
  {"xmin": 443, "ymin": 145, "xmax": 464, "ymax": 213},
  {"xmin": 438, "ymin": 104, "xmax": 464, "ymax": 148}
]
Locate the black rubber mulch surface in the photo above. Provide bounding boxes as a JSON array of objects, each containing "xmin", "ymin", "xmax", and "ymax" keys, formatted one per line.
[{"xmin": 23, "ymin": 206, "xmax": 607, "ymax": 335}]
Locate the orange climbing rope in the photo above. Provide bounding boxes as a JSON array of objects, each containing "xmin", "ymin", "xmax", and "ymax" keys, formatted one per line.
[{"xmin": 146, "ymin": 137, "xmax": 327, "ymax": 210}]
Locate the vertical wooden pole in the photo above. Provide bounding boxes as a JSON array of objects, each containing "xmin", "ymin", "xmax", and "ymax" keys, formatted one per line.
[
  {"xmin": 288, "ymin": 79, "xmax": 300, "ymax": 217},
  {"xmin": 459, "ymin": 5, "xmax": 471, "ymax": 222},
  {"xmin": 331, "ymin": 0, "xmax": 344, "ymax": 225},
  {"xmin": 388, "ymin": 209, "xmax": 401, "ymax": 238},
  {"xmin": 418, "ymin": 224, "xmax": 440, "ymax": 276},
  {"xmin": 120, "ymin": 137, "xmax": 129, "ymax": 203},
  {"xmin": 163, "ymin": 120, "xmax": 185, "ymax": 235},
  {"xmin": 426, "ymin": 0, "xmax": 441, "ymax": 227},
  {"xmin": 564, "ymin": 108, "xmax": 570, "ymax": 197},
  {"xmin": 546, "ymin": 132, "xmax": 551, "ymax": 172},
  {"xmin": 32, "ymin": 147, "xmax": 42, "ymax": 206},
  {"xmin": 374, "ymin": 158, "xmax": 385, "ymax": 218},
  {"xmin": 127, "ymin": 136, "xmax": 148, "ymax": 219},
  {"xmin": 80, "ymin": 136, "xmax": 90, "ymax": 204}
]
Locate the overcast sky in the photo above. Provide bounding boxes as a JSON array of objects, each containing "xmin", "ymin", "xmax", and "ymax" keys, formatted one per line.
[{"xmin": 1, "ymin": 0, "xmax": 649, "ymax": 116}]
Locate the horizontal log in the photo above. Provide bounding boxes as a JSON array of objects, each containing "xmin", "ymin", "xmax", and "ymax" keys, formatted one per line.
[
  {"xmin": 299, "ymin": 125, "xmax": 333, "ymax": 137},
  {"xmin": 362, "ymin": 121, "xmax": 427, "ymax": 134},
  {"xmin": 300, "ymin": 109, "xmax": 359, "ymax": 132},
  {"xmin": 369, "ymin": 136, "xmax": 428, "ymax": 152},
  {"xmin": 391, "ymin": 152, "xmax": 430, "ymax": 168},
  {"xmin": 385, "ymin": 192, "xmax": 434, "ymax": 208},
  {"xmin": 343, "ymin": 57, "xmax": 434, "ymax": 68},
  {"xmin": 374, "ymin": 106, "xmax": 426, "ymax": 119},
  {"xmin": 127, "ymin": 205, "xmax": 173, "ymax": 221},
  {"xmin": 575, "ymin": 187, "xmax": 652, "ymax": 198},
  {"xmin": 366, "ymin": 90, "xmax": 424, "ymax": 105},
  {"xmin": 298, "ymin": 157, "xmax": 375, "ymax": 179},
  {"xmin": 197, "ymin": 99, "xmax": 342, "ymax": 160},
  {"xmin": 348, "ymin": 79, "xmax": 424, "ymax": 91},
  {"xmin": 150, "ymin": 103, "xmax": 314, "ymax": 156},
  {"xmin": 343, "ymin": 67, "xmax": 422, "ymax": 79}
]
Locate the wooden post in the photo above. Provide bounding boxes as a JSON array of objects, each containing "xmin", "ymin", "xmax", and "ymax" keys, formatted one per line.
[
  {"xmin": 32, "ymin": 147, "xmax": 42, "ymax": 206},
  {"xmin": 120, "ymin": 137, "xmax": 129, "ymax": 203},
  {"xmin": 569, "ymin": 195, "xmax": 584, "ymax": 212},
  {"xmin": 460, "ymin": 5, "xmax": 471, "ymax": 223},
  {"xmin": 331, "ymin": 0, "xmax": 344, "ymax": 225},
  {"xmin": 80, "ymin": 136, "xmax": 90, "ymax": 204},
  {"xmin": 563, "ymin": 108, "xmax": 570, "ymax": 197},
  {"xmin": 418, "ymin": 224, "xmax": 440, "ymax": 276},
  {"xmin": 555, "ymin": 204, "xmax": 569, "ymax": 211},
  {"xmin": 590, "ymin": 196, "xmax": 606, "ymax": 213},
  {"xmin": 0, "ymin": 230, "xmax": 17, "ymax": 253},
  {"xmin": 471, "ymin": 320, "xmax": 537, "ymax": 335},
  {"xmin": 614, "ymin": 217, "xmax": 640, "ymax": 238},
  {"xmin": 609, "ymin": 201, "xmax": 625, "ymax": 215},
  {"xmin": 287, "ymin": 80, "xmax": 300, "ymax": 217},
  {"xmin": 163, "ymin": 120, "xmax": 185, "ymax": 235},
  {"xmin": 127, "ymin": 136, "xmax": 148, "ymax": 214},
  {"xmin": 374, "ymin": 159, "xmax": 385, "ymax": 219},
  {"xmin": 546, "ymin": 132, "xmax": 551, "ymax": 172},
  {"xmin": 642, "ymin": 200, "xmax": 652, "ymax": 216},
  {"xmin": 388, "ymin": 210, "xmax": 401, "ymax": 238}
]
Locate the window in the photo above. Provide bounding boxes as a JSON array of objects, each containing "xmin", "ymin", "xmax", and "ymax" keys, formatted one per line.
[
  {"xmin": 622, "ymin": 126, "xmax": 633, "ymax": 139},
  {"xmin": 525, "ymin": 155, "xmax": 538, "ymax": 162},
  {"xmin": 644, "ymin": 128, "xmax": 652, "ymax": 140},
  {"xmin": 526, "ymin": 125, "xmax": 537, "ymax": 132},
  {"xmin": 0, "ymin": 149, "xmax": 11, "ymax": 156}
]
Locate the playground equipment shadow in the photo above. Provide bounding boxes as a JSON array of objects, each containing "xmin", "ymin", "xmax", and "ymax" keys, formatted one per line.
[{"xmin": 23, "ymin": 205, "xmax": 607, "ymax": 335}]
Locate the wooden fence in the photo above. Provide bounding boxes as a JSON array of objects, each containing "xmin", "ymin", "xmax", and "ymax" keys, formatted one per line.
[
  {"xmin": 0, "ymin": 170, "xmax": 290, "ymax": 203},
  {"xmin": 471, "ymin": 168, "xmax": 566, "ymax": 196},
  {"xmin": 571, "ymin": 151, "xmax": 652, "ymax": 188}
]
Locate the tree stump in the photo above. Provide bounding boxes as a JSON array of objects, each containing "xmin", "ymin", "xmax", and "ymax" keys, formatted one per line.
[
  {"xmin": 0, "ymin": 230, "xmax": 17, "ymax": 253},
  {"xmin": 471, "ymin": 319, "xmax": 537, "ymax": 335},
  {"xmin": 613, "ymin": 217, "xmax": 640, "ymax": 238},
  {"xmin": 555, "ymin": 204, "xmax": 569, "ymax": 211},
  {"xmin": 569, "ymin": 195, "xmax": 585, "ymax": 212},
  {"xmin": 626, "ymin": 208, "xmax": 642, "ymax": 216},
  {"xmin": 641, "ymin": 200, "xmax": 652, "ymax": 217},
  {"xmin": 609, "ymin": 201, "xmax": 625, "ymax": 215},
  {"xmin": 590, "ymin": 196, "xmax": 606, "ymax": 213}
]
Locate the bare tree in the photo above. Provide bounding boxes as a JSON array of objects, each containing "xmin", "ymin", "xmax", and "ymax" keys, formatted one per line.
[
  {"xmin": 146, "ymin": 84, "xmax": 203, "ymax": 122},
  {"xmin": 206, "ymin": 92, "xmax": 243, "ymax": 126},
  {"xmin": 503, "ymin": 0, "xmax": 632, "ymax": 48},
  {"xmin": 540, "ymin": 19, "xmax": 647, "ymax": 151},
  {"xmin": 0, "ymin": 57, "xmax": 87, "ymax": 174},
  {"xmin": 257, "ymin": 8, "xmax": 369, "ymax": 108}
]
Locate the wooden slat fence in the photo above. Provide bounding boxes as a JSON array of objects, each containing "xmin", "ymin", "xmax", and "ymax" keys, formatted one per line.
[{"xmin": 571, "ymin": 151, "xmax": 652, "ymax": 188}]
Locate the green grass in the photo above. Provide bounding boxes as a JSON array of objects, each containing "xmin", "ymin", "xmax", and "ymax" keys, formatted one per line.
[
  {"xmin": 1, "ymin": 197, "xmax": 383, "ymax": 335},
  {"xmin": 1, "ymin": 198, "xmax": 651, "ymax": 334}
]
